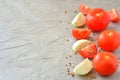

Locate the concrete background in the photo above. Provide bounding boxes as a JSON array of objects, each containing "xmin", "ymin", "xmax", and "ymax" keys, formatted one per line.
[{"xmin": 0, "ymin": 0, "xmax": 120, "ymax": 80}]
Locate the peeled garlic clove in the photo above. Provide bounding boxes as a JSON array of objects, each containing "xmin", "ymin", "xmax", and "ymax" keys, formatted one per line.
[
  {"xmin": 73, "ymin": 58, "xmax": 93, "ymax": 75},
  {"xmin": 72, "ymin": 12, "xmax": 86, "ymax": 27},
  {"xmin": 72, "ymin": 39, "xmax": 91, "ymax": 53}
]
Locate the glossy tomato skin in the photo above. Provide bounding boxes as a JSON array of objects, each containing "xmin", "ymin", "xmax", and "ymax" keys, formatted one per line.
[
  {"xmin": 78, "ymin": 44, "xmax": 97, "ymax": 58},
  {"xmin": 86, "ymin": 8, "xmax": 110, "ymax": 32},
  {"xmin": 72, "ymin": 28, "xmax": 90, "ymax": 40},
  {"xmin": 93, "ymin": 52, "xmax": 118, "ymax": 76},
  {"xmin": 98, "ymin": 30, "xmax": 120, "ymax": 51},
  {"xmin": 79, "ymin": 4, "xmax": 92, "ymax": 15}
]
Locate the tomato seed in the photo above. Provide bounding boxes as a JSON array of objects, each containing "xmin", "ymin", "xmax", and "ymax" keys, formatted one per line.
[
  {"xmin": 65, "ymin": 64, "xmax": 68, "ymax": 66},
  {"xmin": 68, "ymin": 62, "xmax": 72, "ymax": 67},
  {"xmin": 67, "ymin": 72, "xmax": 70, "ymax": 75},
  {"xmin": 64, "ymin": 10, "xmax": 67, "ymax": 14},
  {"xmin": 65, "ymin": 56, "xmax": 68, "ymax": 59},
  {"xmin": 66, "ymin": 39, "xmax": 69, "ymax": 41},
  {"xmin": 74, "ymin": 11, "xmax": 78, "ymax": 13},
  {"xmin": 66, "ymin": 28, "xmax": 68, "ymax": 30},
  {"xmin": 71, "ymin": 73, "xmax": 75, "ymax": 77}
]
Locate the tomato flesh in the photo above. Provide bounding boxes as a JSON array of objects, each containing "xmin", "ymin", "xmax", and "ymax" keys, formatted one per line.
[
  {"xmin": 79, "ymin": 4, "xmax": 92, "ymax": 16},
  {"xmin": 78, "ymin": 44, "xmax": 97, "ymax": 58},
  {"xmin": 108, "ymin": 9, "xmax": 120, "ymax": 22},
  {"xmin": 93, "ymin": 52, "xmax": 118, "ymax": 76},
  {"xmin": 72, "ymin": 28, "xmax": 90, "ymax": 40},
  {"xmin": 98, "ymin": 30, "xmax": 120, "ymax": 51},
  {"xmin": 86, "ymin": 8, "xmax": 110, "ymax": 32}
]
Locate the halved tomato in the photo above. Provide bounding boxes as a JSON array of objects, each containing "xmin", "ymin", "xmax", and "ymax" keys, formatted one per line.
[
  {"xmin": 79, "ymin": 4, "xmax": 92, "ymax": 16},
  {"xmin": 108, "ymin": 9, "xmax": 120, "ymax": 22},
  {"xmin": 72, "ymin": 28, "xmax": 91, "ymax": 40},
  {"xmin": 78, "ymin": 44, "xmax": 97, "ymax": 58}
]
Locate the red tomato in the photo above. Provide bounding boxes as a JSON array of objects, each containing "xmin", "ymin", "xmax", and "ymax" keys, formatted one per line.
[
  {"xmin": 108, "ymin": 9, "xmax": 120, "ymax": 22},
  {"xmin": 78, "ymin": 44, "xmax": 97, "ymax": 58},
  {"xmin": 98, "ymin": 30, "xmax": 120, "ymax": 51},
  {"xmin": 86, "ymin": 8, "xmax": 110, "ymax": 32},
  {"xmin": 72, "ymin": 28, "xmax": 90, "ymax": 40},
  {"xmin": 93, "ymin": 52, "xmax": 118, "ymax": 76},
  {"xmin": 79, "ymin": 4, "xmax": 92, "ymax": 15}
]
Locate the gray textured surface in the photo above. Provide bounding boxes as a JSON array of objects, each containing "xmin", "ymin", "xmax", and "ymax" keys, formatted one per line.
[{"xmin": 0, "ymin": 0, "xmax": 120, "ymax": 80}]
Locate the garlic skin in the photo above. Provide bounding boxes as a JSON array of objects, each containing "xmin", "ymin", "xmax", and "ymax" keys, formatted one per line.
[
  {"xmin": 72, "ymin": 39, "xmax": 91, "ymax": 53},
  {"xmin": 73, "ymin": 58, "xmax": 93, "ymax": 75},
  {"xmin": 72, "ymin": 12, "xmax": 86, "ymax": 27}
]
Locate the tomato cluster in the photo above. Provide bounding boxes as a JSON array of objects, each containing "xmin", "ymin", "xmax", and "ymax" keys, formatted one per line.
[
  {"xmin": 71, "ymin": 4, "xmax": 120, "ymax": 76},
  {"xmin": 80, "ymin": 4, "xmax": 120, "ymax": 22}
]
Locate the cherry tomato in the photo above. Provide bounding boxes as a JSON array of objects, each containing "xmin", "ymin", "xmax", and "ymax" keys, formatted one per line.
[
  {"xmin": 79, "ymin": 4, "xmax": 92, "ymax": 16},
  {"xmin": 98, "ymin": 30, "xmax": 120, "ymax": 51},
  {"xmin": 72, "ymin": 28, "xmax": 90, "ymax": 40},
  {"xmin": 86, "ymin": 8, "xmax": 110, "ymax": 32},
  {"xmin": 78, "ymin": 44, "xmax": 97, "ymax": 58},
  {"xmin": 93, "ymin": 52, "xmax": 118, "ymax": 76},
  {"xmin": 108, "ymin": 9, "xmax": 120, "ymax": 22}
]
